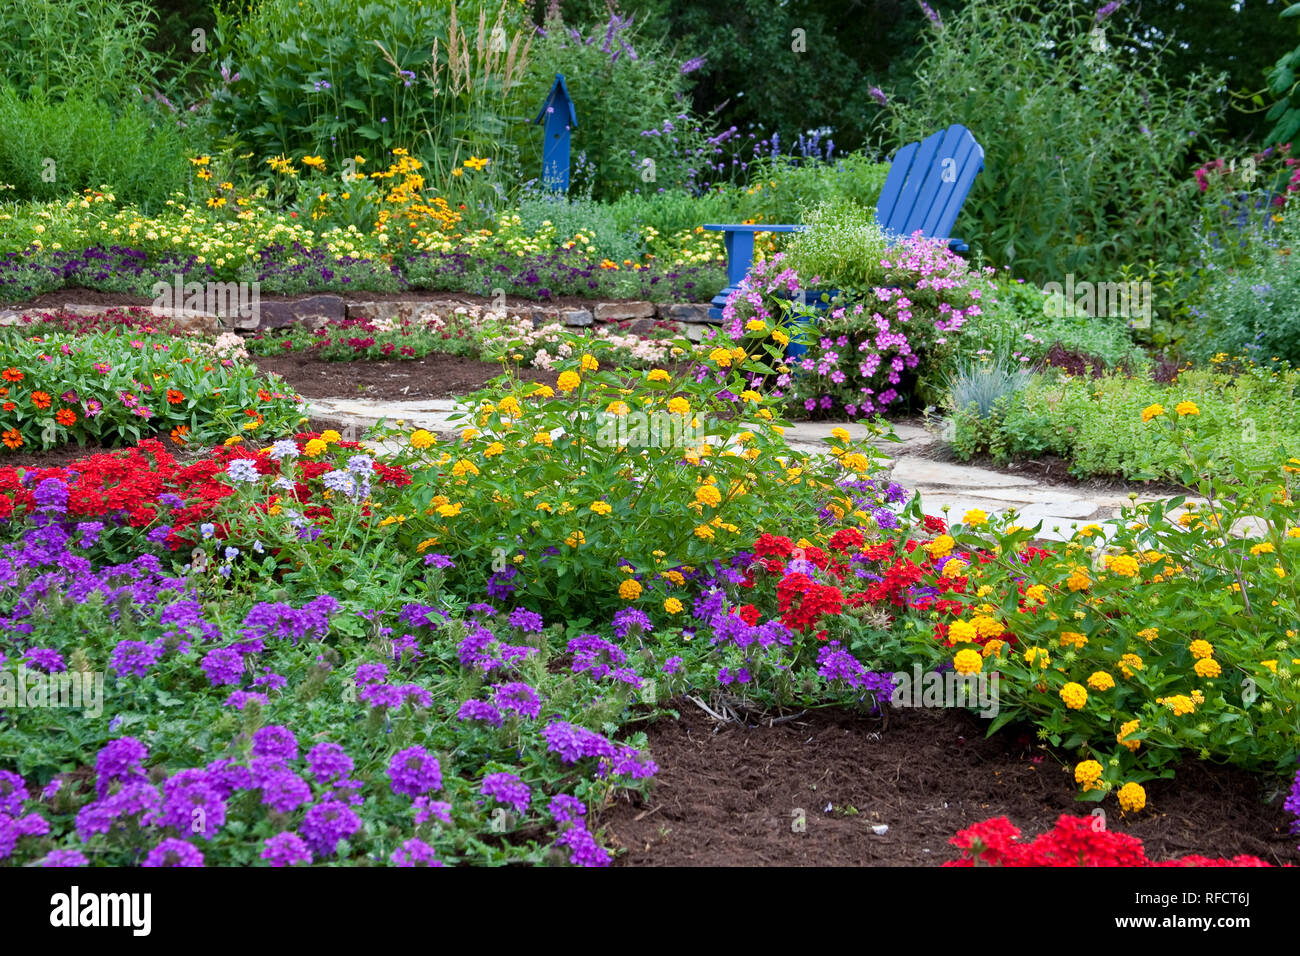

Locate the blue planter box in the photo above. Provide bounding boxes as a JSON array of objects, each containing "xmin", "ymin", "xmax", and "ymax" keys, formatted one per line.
[{"xmin": 778, "ymin": 288, "xmax": 840, "ymax": 360}]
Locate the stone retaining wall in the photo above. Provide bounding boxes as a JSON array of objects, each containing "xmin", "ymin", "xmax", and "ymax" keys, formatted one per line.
[{"xmin": 44, "ymin": 296, "xmax": 722, "ymax": 340}]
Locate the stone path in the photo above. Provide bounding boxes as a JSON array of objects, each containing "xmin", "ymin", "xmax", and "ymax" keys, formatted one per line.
[{"xmin": 310, "ymin": 397, "xmax": 1170, "ymax": 542}]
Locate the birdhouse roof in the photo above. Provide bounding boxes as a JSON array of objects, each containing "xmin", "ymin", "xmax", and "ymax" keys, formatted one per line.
[{"xmin": 532, "ymin": 73, "xmax": 578, "ymax": 128}]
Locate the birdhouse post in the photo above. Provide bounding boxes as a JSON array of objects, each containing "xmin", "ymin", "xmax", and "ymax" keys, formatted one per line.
[{"xmin": 532, "ymin": 73, "xmax": 578, "ymax": 193}]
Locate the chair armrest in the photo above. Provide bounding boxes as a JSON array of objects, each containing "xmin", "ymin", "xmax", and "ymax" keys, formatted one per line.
[{"xmin": 702, "ymin": 224, "xmax": 805, "ymax": 234}]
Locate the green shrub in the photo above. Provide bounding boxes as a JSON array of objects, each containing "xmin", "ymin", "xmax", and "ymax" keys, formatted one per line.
[
  {"xmin": 514, "ymin": 193, "xmax": 641, "ymax": 263},
  {"xmin": 741, "ymin": 152, "xmax": 890, "ymax": 225},
  {"xmin": 946, "ymin": 274, "xmax": 1143, "ymax": 373},
  {"xmin": 1186, "ymin": 247, "xmax": 1300, "ymax": 366},
  {"xmin": 507, "ymin": 11, "xmax": 709, "ymax": 201},
  {"xmin": 0, "ymin": 87, "xmax": 195, "ymax": 209},
  {"xmin": 781, "ymin": 202, "xmax": 891, "ymax": 293},
  {"xmin": 605, "ymin": 189, "xmax": 741, "ymax": 237},
  {"xmin": 1183, "ymin": 207, "xmax": 1300, "ymax": 365},
  {"xmin": 965, "ymin": 364, "xmax": 1300, "ymax": 480},
  {"xmin": 888, "ymin": 0, "xmax": 1222, "ymax": 282},
  {"xmin": 211, "ymin": 0, "xmax": 531, "ymax": 194},
  {"xmin": 0, "ymin": 0, "xmax": 173, "ymax": 104}
]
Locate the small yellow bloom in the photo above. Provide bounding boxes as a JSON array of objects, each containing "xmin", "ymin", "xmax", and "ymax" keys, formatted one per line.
[
  {"xmin": 320, "ymin": 429, "xmax": 341, "ymax": 444},
  {"xmin": 840, "ymin": 452, "xmax": 870, "ymax": 473},
  {"xmin": 410, "ymin": 429, "xmax": 436, "ymax": 449},
  {"xmin": 963, "ymin": 508, "xmax": 989, "ymax": 527},
  {"xmin": 1118, "ymin": 653, "xmax": 1144, "ymax": 678},
  {"xmin": 953, "ymin": 649, "xmax": 983, "ymax": 674},
  {"xmin": 667, "ymin": 397, "xmax": 690, "ymax": 416},
  {"xmin": 1074, "ymin": 760, "xmax": 1104, "ymax": 791},
  {"xmin": 1117, "ymin": 719, "xmax": 1141, "ymax": 752},
  {"xmin": 1024, "ymin": 647, "xmax": 1050, "ymax": 669},
  {"xmin": 533, "ymin": 431, "xmax": 553, "ymax": 447},
  {"xmin": 484, "ymin": 442, "xmax": 504, "ymax": 457},
  {"xmin": 695, "ymin": 485, "xmax": 722, "ymax": 507},
  {"xmin": 1250, "ymin": 542, "xmax": 1275, "ymax": 556},
  {"xmin": 1086, "ymin": 671, "xmax": 1115, "ymax": 691},
  {"xmin": 303, "ymin": 438, "xmax": 327, "ymax": 457},
  {"xmin": 1174, "ymin": 400, "xmax": 1200, "ymax": 416},
  {"xmin": 590, "ymin": 501, "xmax": 612, "ymax": 515},
  {"xmin": 580, "ymin": 354, "xmax": 599, "ymax": 372},
  {"xmin": 664, "ymin": 597, "xmax": 684, "ymax": 615},
  {"xmin": 557, "ymin": 371, "xmax": 581, "ymax": 392},
  {"xmin": 1189, "ymin": 639, "xmax": 1214, "ymax": 659},
  {"xmin": 1137, "ymin": 627, "xmax": 1158, "ymax": 642},
  {"xmin": 1117, "ymin": 782, "xmax": 1146, "ymax": 813},
  {"xmin": 942, "ymin": 559, "xmax": 968, "ymax": 579},
  {"xmin": 948, "ymin": 620, "xmax": 977, "ymax": 643},
  {"xmin": 1193, "ymin": 657, "xmax": 1221, "ymax": 678},
  {"xmin": 1105, "ymin": 554, "xmax": 1140, "ymax": 577},
  {"xmin": 646, "ymin": 369, "xmax": 671, "ymax": 383},
  {"xmin": 1060, "ymin": 682, "xmax": 1088, "ymax": 710},
  {"xmin": 925, "ymin": 535, "xmax": 954, "ymax": 559},
  {"xmin": 1058, "ymin": 631, "xmax": 1088, "ymax": 649},
  {"xmin": 451, "ymin": 459, "xmax": 479, "ymax": 478},
  {"xmin": 1141, "ymin": 403, "xmax": 1165, "ymax": 422}
]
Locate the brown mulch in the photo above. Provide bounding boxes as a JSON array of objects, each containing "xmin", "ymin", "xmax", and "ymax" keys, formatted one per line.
[
  {"xmin": 600, "ymin": 704, "xmax": 1298, "ymax": 867},
  {"xmin": 252, "ymin": 351, "xmax": 555, "ymax": 401}
]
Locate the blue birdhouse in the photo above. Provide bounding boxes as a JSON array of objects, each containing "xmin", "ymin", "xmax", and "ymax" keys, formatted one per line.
[{"xmin": 532, "ymin": 73, "xmax": 578, "ymax": 193}]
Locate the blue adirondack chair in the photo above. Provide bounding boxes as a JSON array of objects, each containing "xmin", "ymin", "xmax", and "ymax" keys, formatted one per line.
[{"xmin": 703, "ymin": 124, "xmax": 984, "ymax": 321}]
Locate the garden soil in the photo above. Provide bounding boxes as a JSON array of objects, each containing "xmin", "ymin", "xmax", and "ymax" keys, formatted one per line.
[
  {"xmin": 600, "ymin": 703, "xmax": 1297, "ymax": 866},
  {"xmin": 253, "ymin": 351, "xmax": 555, "ymax": 400}
]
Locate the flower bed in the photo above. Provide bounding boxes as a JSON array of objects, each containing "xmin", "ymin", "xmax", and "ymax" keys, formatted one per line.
[
  {"xmin": 1, "ymin": 326, "xmax": 1296, "ymax": 867},
  {"xmin": 0, "ymin": 328, "xmax": 302, "ymax": 454},
  {"xmin": 721, "ymin": 237, "xmax": 997, "ymax": 419}
]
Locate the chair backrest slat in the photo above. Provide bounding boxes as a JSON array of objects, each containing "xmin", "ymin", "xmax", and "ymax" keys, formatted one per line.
[{"xmin": 876, "ymin": 124, "xmax": 983, "ymax": 240}]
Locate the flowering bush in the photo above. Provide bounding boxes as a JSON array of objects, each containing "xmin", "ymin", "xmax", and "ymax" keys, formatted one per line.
[
  {"xmin": 722, "ymin": 237, "xmax": 997, "ymax": 418},
  {"xmin": 1191, "ymin": 141, "xmax": 1299, "ymax": 273},
  {"xmin": 901, "ymin": 403, "xmax": 1300, "ymax": 808},
  {"xmin": 0, "ymin": 330, "xmax": 302, "ymax": 452},
  {"xmin": 384, "ymin": 329, "xmax": 900, "ymax": 621},
  {"xmin": 946, "ymin": 815, "xmax": 1273, "ymax": 867}
]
